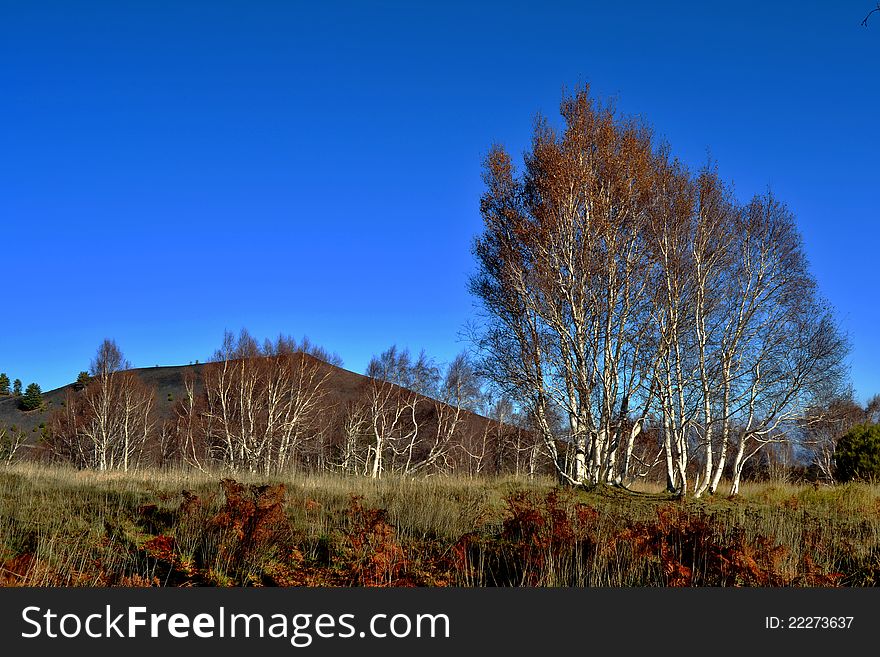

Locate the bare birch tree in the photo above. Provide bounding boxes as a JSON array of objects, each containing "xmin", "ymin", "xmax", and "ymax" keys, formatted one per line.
[
  {"xmin": 46, "ymin": 340, "xmax": 156, "ymax": 470},
  {"xmin": 199, "ymin": 330, "xmax": 333, "ymax": 474},
  {"xmin": 473, "ymin": 88, "xmax": 661, "ymax": 486},
  {"xmin": 0, "ymin": 425, "xmax": 27, "ymax": 465}
]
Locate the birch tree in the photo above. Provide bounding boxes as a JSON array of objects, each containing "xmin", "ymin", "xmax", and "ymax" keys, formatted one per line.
[
  {"xmin": 360, "ymin": 346, "xmax": 436, "ymax": 478},
  {"xmin": 801, "ymin": 395, "xmax": 871, "ymax": 482},
  {"xmin": 415, "ymin": 353, "xmax": 485, "ymax": 475},
  {"xmin": 472, "ymin": 86, "xmax": 848, "ymax": 494},
  {"xmin": 199, "ymin": 330, "xmax": 333, "ymax": 474},
  {"xmin": 47, "ymin": 340, "xmax": 156, "ymax": 470},
  {"xmin": 0, "ymin": 425, "xmax": 27, "ymax": 465},
  {"xmin": 473, "ymin": 88, "xmax": 661, "ymax": 486}
]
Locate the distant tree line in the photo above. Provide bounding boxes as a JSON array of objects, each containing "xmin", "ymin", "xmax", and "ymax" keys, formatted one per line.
[
  {"xmin": 4, "ymin": 328, "xmax": 877, "ymax": 490},
  {"xmin": 0, "ymin": 371, "xmax": 42, "ymax": 411},
  {"xmin": 36, "ymin": 334, "xmax": 543, "ymax": 478}
]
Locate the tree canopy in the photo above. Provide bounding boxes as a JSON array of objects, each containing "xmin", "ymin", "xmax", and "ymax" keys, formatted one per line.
[
  {"xmin": 471, "ymin": 86, "xmax": 848, "ymax": 495},
  {"xmin": 835, "ymin": 423, "xmax": 880, "ymax": 482},
  {"xmin": 19, "ymin": 382, "xmax": 43, "ymax": 411}
]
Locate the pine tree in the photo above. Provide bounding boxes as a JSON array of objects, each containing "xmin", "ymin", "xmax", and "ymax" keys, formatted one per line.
[
  {"xmin": 834, "ymin": 423, "xmax": 880, "ymax": 482},
  {"xmin": 19, "ymin": 383, "xmax": 43, "ymax": 411},
  {"xmin": 0, "ymin": 373, "xmax": 9, "ymax": 395},
  {"xmin": 75, "ymin": 371, "xmax": 91, "ymax": 390},
  {"xmin": 12, "ymin": 379, "xmax": 22, "ymax": 396}
]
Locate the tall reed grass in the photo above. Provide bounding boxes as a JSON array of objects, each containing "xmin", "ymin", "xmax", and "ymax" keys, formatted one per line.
[{"xmin": 1, "ymin": 463, "xmax": 878, "ymax": 586}]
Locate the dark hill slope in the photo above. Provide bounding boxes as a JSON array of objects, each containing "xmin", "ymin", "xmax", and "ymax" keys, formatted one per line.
[
  {"xmin": 0, "ymin": 357, "xmax": 500, "ymax": 445},
  {"xmin": 0, "ymin": 365, "xmax": 201, "ymax": 437}
]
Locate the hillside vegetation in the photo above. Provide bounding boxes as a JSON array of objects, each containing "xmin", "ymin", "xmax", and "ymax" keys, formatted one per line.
[{"xmin": 1, "ymin": 335, "xmax": 545, "ymax": 481}]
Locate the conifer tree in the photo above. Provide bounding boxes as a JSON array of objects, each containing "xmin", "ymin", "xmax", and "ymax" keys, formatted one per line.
[
  {"xmin": 19, "ymin": 382, "xmax": 43, "ymax": 411},
  {"xmin": 75, "ymin": 371, "xmax": 91, "ymax": 390}
]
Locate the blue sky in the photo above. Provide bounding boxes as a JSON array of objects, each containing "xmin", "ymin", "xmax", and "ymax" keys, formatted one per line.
[{"xmin": 1, "ymin": 1, "xmax": 878, "ymax": 401}]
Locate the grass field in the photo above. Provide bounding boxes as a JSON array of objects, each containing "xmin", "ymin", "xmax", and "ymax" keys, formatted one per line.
[{"xmin": 1, "ymin": 464, "xmax": 879, "ymax": 587}]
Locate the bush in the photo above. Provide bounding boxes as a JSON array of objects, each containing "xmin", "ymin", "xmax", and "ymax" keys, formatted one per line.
[{"xmin": 834, "ymin": 424, "xmax": 880, "ymax": 482}]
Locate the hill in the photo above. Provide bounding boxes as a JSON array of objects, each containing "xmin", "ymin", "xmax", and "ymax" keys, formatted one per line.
[
  {"xmin": 0, "ymin": 365, "xmax": 203, "ymax": 438},
  {"xmin": 0, "ymin": 356, "xmax": 502, "ymax": 455}
]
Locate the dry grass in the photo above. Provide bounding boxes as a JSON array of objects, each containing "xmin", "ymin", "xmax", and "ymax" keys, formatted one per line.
[{"xmin": 1, "ymin": 464, "xmax": 879, "ymax": 587}]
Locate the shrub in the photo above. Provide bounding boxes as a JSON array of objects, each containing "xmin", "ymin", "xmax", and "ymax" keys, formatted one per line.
[{"xmin": 834, "ymin": 423, "xmax": 880, "ymax": 482}]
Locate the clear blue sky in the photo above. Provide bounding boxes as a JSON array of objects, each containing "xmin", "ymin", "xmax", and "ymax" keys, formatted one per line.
[{"xmin": 1, "ymin": 1, "xmax": 878, "ymax": 401}]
